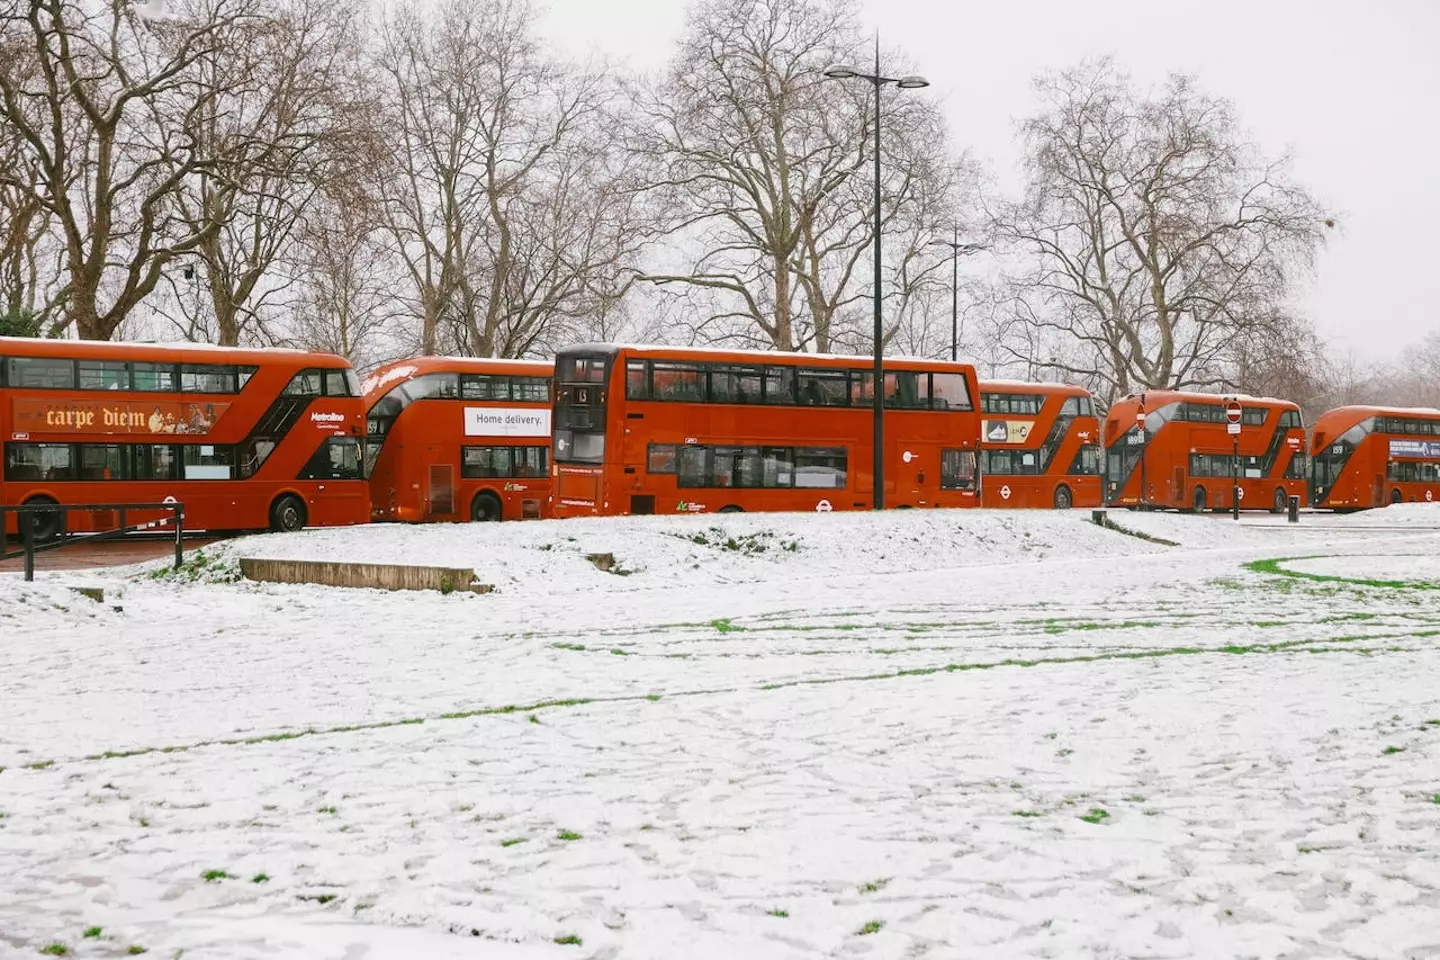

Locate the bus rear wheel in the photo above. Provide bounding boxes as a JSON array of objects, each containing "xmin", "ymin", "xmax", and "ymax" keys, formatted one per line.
[
  {"xmin": 1272, "ymin": 487, "xmax": 1288, "ymax": 514},
  {"xmin": 21, "ymin": 496, "xmax": 62, "ymax": 543},
  {"xmin": 718, "ymin": 505, "xmax": 744, "ymax": 513},
  {"xmin": 1053, "ymin": 485, "xmax": 1073, "ymax": 510},
  {"xmin": 471, "ymin": 492, "xmax": 503, "ymax": 522},
  {"xmin": 1391, "ymin": 488, "xmax": 1403, "ymax": 505},
  {"xmin": 1191, "ymin": 487, "xmax": 1207, "ymax": 513},
  {"xmin": 269, "ymin": 495, "xmax": 308, "ymax": 533}
]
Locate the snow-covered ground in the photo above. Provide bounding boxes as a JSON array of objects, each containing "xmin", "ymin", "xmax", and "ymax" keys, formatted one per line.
[{"xmin": 2, "ymin": 508, "xmax": 1440, "ymax": 959}]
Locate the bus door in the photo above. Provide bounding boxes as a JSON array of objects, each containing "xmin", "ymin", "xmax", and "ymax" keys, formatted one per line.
[
  {"xmin": 427, "ymin": 453, "xmax": 455, "ymax": 518},
  {"xmin": 1171, "ymin": 466, "xmax": 1185, "ymax": 507}
]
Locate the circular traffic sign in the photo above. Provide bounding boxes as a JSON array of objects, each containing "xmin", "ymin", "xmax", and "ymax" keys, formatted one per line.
[{"xmin": 1226, "ymin": 401, "xmax": 1242, "ymax": 425}]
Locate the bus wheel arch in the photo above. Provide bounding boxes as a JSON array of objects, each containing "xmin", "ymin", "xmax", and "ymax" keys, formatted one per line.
[
  {"xmin": 717, "ymin": 505, "xmax": 744, "ymax": 514},
  {"xmin": 20, "ymin": 494, "xmax": 62, "ymax": 542},
  {"xmin": 471, "ymin": 490, "xmax": 503, "ymax": 522},
  {"xmin": 1053, "ymin": 485, "xmax": 1073, "ymax": 510},
  {"xmin": 1390, "ymin": 488, "xmax": 1403, "ymax": 505},
  {"xmin": 1271, "ymin": 487, "xmax": 1288, "ymax": 513},
  {"xmin": 1191, "ymin": 486, "xmax": 1207, "ymax": 513},
  {"xmin": 269, "ymin": 493, "xmax": 308, "ymax": 533}
]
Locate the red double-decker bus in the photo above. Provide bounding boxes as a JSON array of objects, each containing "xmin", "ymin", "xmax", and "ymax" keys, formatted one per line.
[
  {"xmin": 550, "ymin": 343, "xmax": 982, "ymax": 517},
  {"xmin": 978, "ymin": 380, "xmax": 1102, "ymax": 509},
  {"xmin": 1103, "ymin": 390, "xmax": 1307, "ymax": 512},
  {"xmin": 364, "ymin": 357, "xmax": 552, "ymax": 522},
  {"xmin": 1310, "ymin": 405, "xmax": 1440, "ymax": 509},
  {"xmin": 1, "ymin": 337, "xmax": 368, "ymax": 539}
]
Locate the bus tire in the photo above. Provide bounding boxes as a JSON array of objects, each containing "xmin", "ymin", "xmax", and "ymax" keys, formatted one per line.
[
  {"xmin": 717, "ymin": 505, "xmax": 744, "ymax": 513},
  {"xmin": 1391, "ymin": 488, "xmax": 1403, "ymax": 505},
  {"xmin": 269, "ymin": 494, "xmax": 308, "ymax": 533},
  {"xmin": 21, "ymin": 496, "xmax": 62, "ymax": 543},
  {"xmin": 1191, "ymin": 486, "xmax": 1207, "ymax": 513},
  {"xmin": 1053, "ymin": 485, "xmax": 1073, "ymax": 510},
  {"xmin": 471, "ymin": 491, "xmax": 503, "ymax": 522},
  {"xmin": 1271, "ymin": 487, "xmax": 1287, "ymax": 514}
]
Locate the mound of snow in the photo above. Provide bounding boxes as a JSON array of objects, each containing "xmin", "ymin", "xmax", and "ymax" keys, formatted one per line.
[{"xmin": 227, "ymin": 510, "xmax": 1174, "ymax": 599}]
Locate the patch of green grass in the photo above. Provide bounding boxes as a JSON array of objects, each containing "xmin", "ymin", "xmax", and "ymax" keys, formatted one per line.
[
  {"xmin": 1093, "ymin": 515, "xmax": 1179, "ymax": 546},
  {"xmin": 645, "ymin": 694, "xmax": 662, "ymax": 702},
  {"xmin": 127, "ymin": 948, "xmax": 148, "ymax": 956},
  {"xmin": 82, "ymin": 928, "xmax": 102, "ymax": 939},
  {"xmin": 298, "ymin": 893, "xmax": 337, "ymax": 905},
  {"xmin": 1383, "ymin": 746, "xmax": 1406, "ymax": 755},
  {"xmin": 767, "ymin": 908, "xmax": 789, "ymax": 918},
  {"xmin": 501, "ymin": 837, "xmax": 528, "ymax": 847},
  {"xmin": 1079, "ymin": 808, "xmax": 1110, "ymax": 824},
  {"xmin": 251, "ymin": 873, "xmax": 270, "ymax": 884},
  {"xmin": 1428, "ymin": 794, "xmax": 1440, "ymax": 805},
  {"xmin": 201, "ymin": 869, "xmax": 230, "ymax": 882},
  {"xmin": 858, "ymin": 878, "xmax": 889, "ymax": 894},
  {"xmin": 710, "ymin": 618, "xmax": 740, "ymax": 633},
  {"xmin": 39, "ymin": 946, "xmax": 68, "ymax": 957},
  {"xmin": 551, "ymin": 642, "xmax": 586, "ymax": 651},
  {"xmin": 1012, "ymin": 810, "xmax": 1044, "ymax": 818},
  {"xmin": 857, "ymin": 920, "xmax": 884, "ymax": 936},
  {"xmin": 554, "ymin": 934, "xmax": 582, "ymax": 946},
  {"xmin": 609, "ymin": 648, "xmax": 630, "ymax": 656},
  {"xmin": 556, "ymin": 829, "xmax": 582, "ymax": 841},
  {"xmin": 25, "ymin": 760, "xmax": 54, "ymax": 770},
  {"xmin": 1247, "ymin": 556, "xmax": 1440, "ymax": 590},
  {"xmin": 318, "ymin": 805, "xmax": 337, "ymax": 815}
]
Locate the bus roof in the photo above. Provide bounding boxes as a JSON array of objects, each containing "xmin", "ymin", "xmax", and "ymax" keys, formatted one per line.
[
  {"xmin": 980, "ymin": 379, "xmax": 1091, "ymax": 395},
  {"xmin": 557, "ymin": 341, "xmax": 974, "ymax": 369},
  {"xmin": 1313, "ymin": 404, "xmax": 1440, "ymax": 421},
  {"xmin": 0, "ymin": 336, "xmax": 349, "ymax": 367},
  {"xmin": 1111, "ymin": 389, "xmax": 1299, "ymax": 409},
  {"xmin": 360, "ymin": 355, "xmax": 551, "ymax": 399}
]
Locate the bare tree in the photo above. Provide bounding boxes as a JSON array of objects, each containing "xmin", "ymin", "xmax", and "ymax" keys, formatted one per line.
[
  {"xmin": 992, "ymin": 58, "xmax": 1334, "ymax": 402},
  {"xmin": 0, "ymin": 0, "xmax": 271, "ymax": 340},
  {"xmin": 155, "ymin": 0, "xmax": 368, "ymax": 346},
  {"xmin": 636, "ymin": 0, "xmax": 967, "ymax": 354},
  {"xmin": 0, "ymin": 30, "xmax": 61, "ymax": 331},
  {"xmin": 279, "ymin": 182, "xmax": 401, "ymax": 367},
  {"xmin": 374, "ymin": 0, "xmax": 645, "ymax": 358}
]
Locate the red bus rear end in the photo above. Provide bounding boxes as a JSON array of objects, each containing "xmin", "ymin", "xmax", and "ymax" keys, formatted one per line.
[
  {"xmin": 1310, "ymin": 405, "xmax": 1440, "ymax": 509},
  {"xmin": 550, "ymin": 343, "xmax": 982, "ymax": 516},
  {"xmin": 1103, "ymin": 390, "xmax": 1307, "ymax": 512},
  {"xmin": 978, "ymin": 380, "xmax": 1102, "ymax": 508},
  {"xmin": 364, "ymin": 357, "xmax": 553, "ymax": 522},
  {"xmin": 1, "ymin": 337, "xmax": 368, "ymax": 537}
]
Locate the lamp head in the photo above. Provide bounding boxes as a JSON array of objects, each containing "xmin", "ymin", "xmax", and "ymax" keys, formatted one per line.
[
  {"xmin": 824, "ymin": 65, "xmax": 860, "ymax": 80},
  {"xmin": 896, "ymin": 75, "xmax": 930, "ymax": 89}
]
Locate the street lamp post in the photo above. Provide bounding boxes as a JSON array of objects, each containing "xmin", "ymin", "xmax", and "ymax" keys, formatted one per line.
[
  {"xmin": 825, "ymin": 37, "xmax": 929, "ymax": 511},
  {"xmin": 927, "ymin": 228, "xmax": 986, "ymax": 361}
]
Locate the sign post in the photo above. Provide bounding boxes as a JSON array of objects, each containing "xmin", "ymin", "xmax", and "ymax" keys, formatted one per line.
[
  {"xmin": 1226, "ymin": 400, "xmax": 1242, "ymax": 520},
  {"xmin": 1136, "ymin": 399, "xmax": 1147, "ymax": 508}
]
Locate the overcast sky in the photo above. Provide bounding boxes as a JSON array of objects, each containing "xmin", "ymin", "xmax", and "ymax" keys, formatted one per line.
[{"xmin": 535, "ymin": 0, "xmax": 1439, "ymax": 363}]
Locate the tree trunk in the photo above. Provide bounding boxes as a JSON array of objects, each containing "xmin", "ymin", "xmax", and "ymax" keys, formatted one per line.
[{"xmin": 772, "ymin": 257, "xmax": 793, "ymax": 351}]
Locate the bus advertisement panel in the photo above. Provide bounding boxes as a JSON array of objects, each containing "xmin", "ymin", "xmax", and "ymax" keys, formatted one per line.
[
  {"xmin": 364, "ymin": 357, "xmax": 553, "ymax": 522},
  {"xmin": 978, "ymin": 380, "xmax": 1102, "ymax": 509},
  {"xmin": 1310, "ymin": 406, "xmax": 1440, "ymax": 509},
  {"xmin": 0, "ymin": 337, "xmax": 368, "ymax": 538},
  {"xmin": 1103, "ymin": 390, "xmax": 1307, "ymax": 513},
  {"xmin": 549, "ymin": 344, "xmax": 982, "ymax": 517}
]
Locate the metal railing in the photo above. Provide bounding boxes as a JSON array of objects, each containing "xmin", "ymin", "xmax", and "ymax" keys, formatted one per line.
[{"xmin": 1, "ymin": 501, "xmax": 185, "ymax": 582}]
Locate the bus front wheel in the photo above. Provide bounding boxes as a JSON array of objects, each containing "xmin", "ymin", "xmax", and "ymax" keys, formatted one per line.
[
  {"xmin": 1391, "ymin": 488, "xmax": 1403, "ymax": 505},
  {"xmin": 21, "ymin": 496, "xmax": 62, "ymax": 543},
  {"xmin": 1271, "ymin": 488, "xmax": 1288, "ymax": 514},
  {"xmin": 1191, "ymin": 487, "xmax": 1207, "ymax": 513},
  {"xmin": 1053, "ymin": 485, "xmax": 1073, "ymax": 510},
  {"xmin": 471, "ymin": 492, "xmax": 503, "ymax": 522},
  {"xmin": 269, "ymin": 495, "xmax": 308, "ymax": 533},
  {"xmin": 718, "ymin": 505, "xmax": 744, "ymax": 513}
]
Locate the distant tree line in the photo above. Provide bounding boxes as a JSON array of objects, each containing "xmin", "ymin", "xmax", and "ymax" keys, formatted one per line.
[{"xmin": 5, "ymin": 0, "xmax": 1417, "ymax": 410}]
